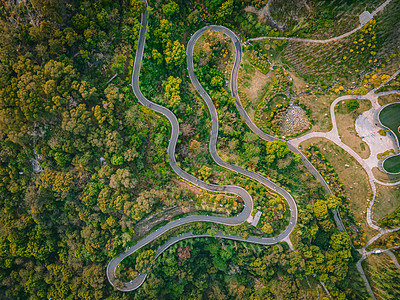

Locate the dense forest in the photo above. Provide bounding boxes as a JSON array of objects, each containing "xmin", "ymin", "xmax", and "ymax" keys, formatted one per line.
[{"xmin": 0, "ymin": 0, "xmax": 396, "ymax": 299}]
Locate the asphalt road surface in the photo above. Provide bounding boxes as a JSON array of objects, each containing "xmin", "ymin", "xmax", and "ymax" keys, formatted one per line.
[{"xmin": 106, "ymin": 4, "xmax": 298, "ymax": 292}]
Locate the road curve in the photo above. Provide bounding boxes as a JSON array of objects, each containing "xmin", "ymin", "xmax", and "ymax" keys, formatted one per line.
[
  {"xmin": 106, "ymin": 2, "xmax": 298, "ymax": 292},
  {"xmin": 247, "ymin": 0, "xmax": 393, "ymax": 44},
  {"xmin": 190, "ymin": 26, "xmax": 349, "ymax": 232}
]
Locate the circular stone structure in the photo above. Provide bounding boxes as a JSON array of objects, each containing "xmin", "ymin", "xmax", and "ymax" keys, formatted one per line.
[{"xmin": 378, "ymin": 102, "xmax": 400, "ymax": 174}]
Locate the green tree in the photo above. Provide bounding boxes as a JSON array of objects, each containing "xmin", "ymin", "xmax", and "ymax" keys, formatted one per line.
[
  {"xmin": 187, "ymin": 10, "xmax": 200, "ymax": 24},
  {"xmin": 163, "ymin": 76, "xmax": 182, "ymax": 108},
  {"xmin": 152, "ymin": 49, "xmax": 164, "ymax": 64},
  {"xmin": 327, "ymin": 195, "xmax": 341, "ymax": 210},
  {"xmin": 164, "ymin": 40, "xmax": 186, "ymax": 68},
  {"xmin": 217, "ymin": 0, "xmax": 233, "ymax": 22},
  {"xmin": 198, "ymin": 166, "xmax": 212, "ymax": 180},
  {"xmin": 313, "ymin": 200, "xmax": 328, "ymax": 221},
  {"xmin": 135, "ymin": 250, "xmax": 156, "ymax": 274},
  {"xmin": 154, "ymin": 19, "xmax": 172, "ymax": 46},
  {"xmin": 72, "ymin": 14, "xmax": 89, "ymax": 31},
  {"xmin": 130, "ymin": 0, "xmax": 146, "ymax": 18},
  {"xmin": 111, "ymin": 154, "xmax": 124, "ymax": 166},
  {"xmin": 162, "ymin": 1, "xmax": 179, "ymax": 17}
]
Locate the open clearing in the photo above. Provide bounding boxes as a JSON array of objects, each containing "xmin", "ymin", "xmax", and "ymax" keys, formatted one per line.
[
  {"xmin": 300, "ymin": 137, "xmax": 376, "ymax": 240},
  {"xmin": 238, "ymin": 53, "xmax": 274, "ymax": 119},
  {"xmin": 378, "ymin": 93, "xmax": 400, "ymax": 106},
  {"xmin": 374, "ymin": 185, "xmax": 400, "ymax": 220},
  {"xmin": 335, "ymin": 99, "xmax": 372, "ymax": 159},
  {"xmin": 297, "ymin": 92, "xmax": 337, "ymax": 132}
]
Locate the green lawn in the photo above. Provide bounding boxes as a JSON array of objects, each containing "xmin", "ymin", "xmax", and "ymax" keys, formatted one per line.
[
  {"xmin": 383, "ymin": 154, "xmax": 400, "ymax": 174},
  {"xmin": 379, "ymin": 102, "xmax": 400, "ymax": 147},
  {"xmin": 379, "ymin": 102, "xmax": 400, "ymax": 174}
]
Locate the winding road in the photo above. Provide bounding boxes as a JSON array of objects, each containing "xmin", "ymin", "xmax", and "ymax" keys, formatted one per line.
[
  {"xmin": 106, "ymin": 0, "xmax": 399, "ymax": 294},
  {"xmin": 106, "ymin": 2, "xmax": 298, "ymax": 292}
]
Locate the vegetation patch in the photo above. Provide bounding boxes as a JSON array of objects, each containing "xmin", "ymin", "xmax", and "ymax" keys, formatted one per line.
[
  {"xmin": 379, "ymin": 102, "xmax": 400, "ymax": 147},
  {"xmin": 364, "ymin": 252, "xmax": 400, "ymax": 300},
  {"xmin": 335, "ymin": 99, "xmax": 371, "ymax": 159},
  {"xmin": 303, "ymin": 144, "xmax": 365, "ymax": 246},
  {"xmin": 375, "ymin": 185, "xmax": 400, "ymax": 225},
  {"xmin": 252, "ymin": 187, "xmax": 289, "ymax": 235},
  {"xmin": 301, "ymin": 138, "xmax": 374, "ymax": 243},
  {"xmin": 254, "ymin": 67, "xmax": 311, "ymax": 136},
  {"xmin": 377, "ymin": 149, "xmax": 395, "ymax": 160},
  {"xmin": 383, "ymin": 154, "xmax": 400, "ymax": 174}
]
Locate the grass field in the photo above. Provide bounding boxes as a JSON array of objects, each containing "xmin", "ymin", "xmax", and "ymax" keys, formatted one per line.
[
  {"xmin": 300, "ymin": 137, "xmax": 377, "ymax": 240},
  {"xmin": 374, "ymin": 185, "xmax": 400, "ymax": 220},
  {"xmin": 379, "ymin": 102, "xmax": 400, "ymax": 146},
  {"xmin": 372, "ymin": 167, "xmax": 400, "ymax": 183},
  {"xmin": 383, "ymin": 154, "xmax": 400, "ymax": 174},
  {"xmin": 335, "ymin": 99, "xmax": 372, "ymax": 159},
  {"xmin": 378, "ymin": 93, "xmax": 400, "ymax": 106},
  {"xmin": 237, "ymin": 53, "xmax": 274, "ymax": 118}
]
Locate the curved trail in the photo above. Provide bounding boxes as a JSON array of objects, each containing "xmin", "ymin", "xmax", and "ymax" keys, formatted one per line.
[
  {"xmin": 289, "ymin": 77, "xmax": 400, "ymax": 300},
  {"xmin": 247, "ymin": 0, "xmax": 393, "ymax": 44},
  {"xmin": 107, "ymin": 3, "xmax": 297, "ymax": 292}
]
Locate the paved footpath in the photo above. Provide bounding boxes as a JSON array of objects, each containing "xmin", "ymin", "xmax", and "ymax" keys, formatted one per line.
[
  {"xmin": 290, "ymin": 87, "xmax": 400, "ymax": 232},
  {"xmin": 247, "ymin": 0, "xmax": 393, "ymax": 44},
  {"xmin": 289, "ymin": 78, "xmax": 400, "ymax": 300}
]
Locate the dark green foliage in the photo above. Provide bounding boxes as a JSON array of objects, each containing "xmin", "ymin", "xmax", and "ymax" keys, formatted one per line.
[
  {"xmin": 346, "ymin": 99, "xmax": 360, "ymax": 112},
  {"xmin": 162, "ymin": 1, "xmax": 179, "ymax": 16},
  {"xmin": 0, "ymin": 0, "xmax": 376, "ymax": 299}
]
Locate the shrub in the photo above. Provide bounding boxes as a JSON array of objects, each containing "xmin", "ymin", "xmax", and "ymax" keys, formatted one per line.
[
  {"xmin": 346, "ymin": 99, "xmax": 359, "ymax": 112},
  {"xmin": 111, "ymin": 154, "xmax": 124, "ymax": 165}
]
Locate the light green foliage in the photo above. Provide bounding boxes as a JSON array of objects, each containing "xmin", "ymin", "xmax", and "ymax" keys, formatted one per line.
[
  {"xmin": 130, "ymin": 0, "xmax": 145, "ymax": 18},
  {"xmin": 54, "ymin": 152, "xmax": 72, "ymax": 167},
  {"xmin": 217, "ymin": 0, "xmax": 233, "ymax": 22},
  {"xmin": 162, "ymin": 76, "xmax": 182, "ymax": 108},
  {"xmin": 61, "ymin": 104, "xmax": 91, "ymax": 136},
  {"xmin": 326, "ymin": 195, "xmax": 341, "ymax": 210},
  {"xmin": 313, "ymin": 200, "xmax": 328, "ymax": 220},
  {"xmin": 164, "ymin": 40, "xmax": 186, "ymax": 67},
  {"xmin": 112, "ymin": 54, "xmax": 126, "ymax": 72},
  {"xmin": 111, "ymin": 154, "xmax": 124, "ymax": 166},
  {"xmin": 154, "ymin": 19, "xmax": 172, "ymax": 46},
  {"xmin": 210, "ymin": 75, "xmax": 224, "ymax": 88},
  {"xmin": 198, "ymin": 165, "xmax": 212, "ymax": 180},
  {"xmin": 162, "ymin": 1, "xmax": 179, "ymax": 17},
  {"xmin": 187, "ymin": 9, "xmax": 200, "ymax": 24},
  {"xmin": 135, "ymin": 250, "xmax": 156, "ymax": 274},
  {"xmin": 152, "ymin": 49, "xmax": 163, "ymax": 64},
  {"xmin": 263, "ymin": 140, "xmax": 290, "ymax": 166}
]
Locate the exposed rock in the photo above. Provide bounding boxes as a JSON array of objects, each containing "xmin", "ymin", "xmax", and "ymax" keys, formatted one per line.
[{"xmin": 279, "ymin": 105, "xmax": 311, "ymax": 136}]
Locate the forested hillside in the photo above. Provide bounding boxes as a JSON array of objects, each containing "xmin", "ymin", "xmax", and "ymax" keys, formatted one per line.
[{"xmin": 0, "ymin": 0, "xmax": 393, "ymax": 299}]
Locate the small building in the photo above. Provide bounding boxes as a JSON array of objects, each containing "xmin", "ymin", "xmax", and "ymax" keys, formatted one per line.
[{"xmin": 251, "ymin": 211, "xmax": 263, "ymax": 227}]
